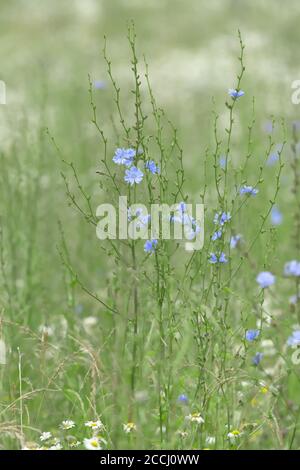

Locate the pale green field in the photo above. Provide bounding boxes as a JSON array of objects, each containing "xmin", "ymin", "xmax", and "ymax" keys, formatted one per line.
[{"xmin": 0, "ymin": 0, "xmax": 300, "ymax": 450}]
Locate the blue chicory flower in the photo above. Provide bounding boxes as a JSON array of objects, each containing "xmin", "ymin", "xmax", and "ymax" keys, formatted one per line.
[
  {"xmin": 271, "ymin": 207, "xmax": 283, "ymax": 226},
  {"xmin": 113, "ymin": 148, "xmax": 136, "ymax": 166},
  {"xmin": 284, "ymin": 260, "xmax": 300, "ymax": 277},
  {"xmin": 144, "ymin": 239, "xmax": 158, "ymax": 254},
  {"xmin": 127, "ymin": 208, "xmax": 150, "ymax": 227},
  {"xmin": 262, "ymin": 121, "xmax": 274, "ymax": 134},
  {"xmin": 212, "ymin": 229, "xmax": 222, "ymax": 241},
  {"xmin": 124, "ymin": 166, "xmax": 144, "ymax": 185},
  {"xmin": 267, "ymin": 153, "xmax": 279, "ymax": 166},
  {"xmin": 177, "ymin": 394, "xmax": 188, "ymax": 404},
  {"xmin": 145, "ymin": 160, "xmax": 160, "ymax": 174},
  {"xmin": 230, "ymin": 234, "xmax": 242, "ymax": 249},
  {"xmin": 256, "ymin": 271, "xmax": 276, "ymax": 288},
  {"xmin": 213, "ymin": 212, "xmax": 231, "ymax": 226},
  {"xmin": 246, "ymin": 329, "xmax": 260, "ymax": 342},
  {"xmin": 228, "ymin": 89, "xmax": 245, "ymax": 99},
  {"xmin": 252, "ymin": 352, "xmax": 263, "ymax": 366},
  {"xmin": 178, "ymin": 202, "xmax": 187, "ymax": 213},
  {"xmin": 209, "ymin": 252, "xmax": 228, "ymax": 264},
  {"xmin": 93, "ymin": 80, "xmax": 106, "ymax": 89},
  {"xmin": 290, "ymin": 294, "xmax": 300, "ymax": 305},
  {"xmin": 240, "ymin": 185, "xmax": 259, "ymax": 196},
  {"xmin": 287, "ymin": 330, "xmax": 300, "ymax": 346},
  {"xmin": 219, "ymin": 252, "xmax": 227, "ymax": 263},
  {"xmin": 219, "ymin": 155, "xmax": 226, "ymax": 169}
]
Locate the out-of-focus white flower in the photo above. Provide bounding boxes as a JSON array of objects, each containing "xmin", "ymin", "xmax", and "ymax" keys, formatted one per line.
[
  {"xmin": 40, "ymin": 432, "xmax": 52, "ymax": 442},
  {"xmin": 83, "ymin": 316, "xmax": 98, "ymax": 333},
  {"xmin": 261, "ymin": 339, "xmax": 276, "ymax": 356},
  {"xmin": 241, "ymin": 381, "xmax": 250, "ymax": 388},
  {"xmin": 134, "ymin": 390, "xmax": 148, "ymax": 402},
  {"xmin": 39, "ymin": 325, "xmax": 54, "ymax": 337}
]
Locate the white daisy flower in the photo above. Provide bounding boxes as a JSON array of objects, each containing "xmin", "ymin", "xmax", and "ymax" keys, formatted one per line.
[
  {"xmin": 185, "ymin": 412, "xmax": 205, "ymax": 425},
  {"xmin": 40, "ymin": 432, "xmax": 52, "ymax": 442},
  {"xmin": 83, "ymin": 437, "xmax": 102, "ymax": 450},
  {"xmin": 60, "ymin": 420, "xmax": 75, "ymax": 430},
  {"xmin": 84, "ymin": 420, "xmax": 104, "ymax": 431},
  {"xmin": 123, "ymin": 422, "xmax": 136, "ymax": 433}
]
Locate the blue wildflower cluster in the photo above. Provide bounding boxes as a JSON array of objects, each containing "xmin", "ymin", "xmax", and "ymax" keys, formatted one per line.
[
  {"xmin": 246, "ymin": 331, "xmax": 263, "ymax": 366},
  {"xmin": 127, "ymin": 207, "xmax": 151, "ymax": 227},
  {"xmin": 171, "ymin": 202, "xmax": 201, "ymax": 241},
  {"xmin": 213, "ymin": 211, "xmax": 231, "ymax": 226},
  {"xmin": 209, "ymin": 252, "xmax": 227, "ymax": 264},
  {"xmin": 112, "ymin": 148, "xmax": 160, "ymax": 185},
  {"xmin": 209, "ymin": 211, "xmax": 231, "ymax": 264},
  {"xmin": 113, "ymin": 148, "xmax": 136, "ymax": 166}
]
